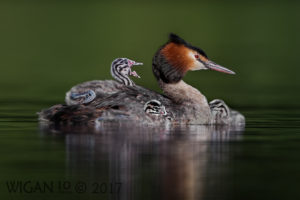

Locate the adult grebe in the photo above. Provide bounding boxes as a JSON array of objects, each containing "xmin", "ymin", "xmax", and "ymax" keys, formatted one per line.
[{"xmin": 38, "ymin": 34, "xmax": 245, "ymax": 126}]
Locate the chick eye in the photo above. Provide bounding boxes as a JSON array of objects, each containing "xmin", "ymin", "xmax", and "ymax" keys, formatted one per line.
[{"xmin": 194, "ymin": 54, "xmax": 199, "ymax": 59}]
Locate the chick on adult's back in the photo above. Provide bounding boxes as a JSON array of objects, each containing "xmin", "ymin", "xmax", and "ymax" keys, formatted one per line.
[{"xmin": 65, "ymin": 58, "xmax": 142, "ymax": 105}]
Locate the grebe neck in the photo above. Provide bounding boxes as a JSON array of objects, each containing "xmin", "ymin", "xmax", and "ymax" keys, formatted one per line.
[
  {"xmin": 110, "ymin": 64, "xmax": 134, "ymax": 86},
  {"xmin": 158, "ymin": 80, "xmax": 209, "ymax": 106}
]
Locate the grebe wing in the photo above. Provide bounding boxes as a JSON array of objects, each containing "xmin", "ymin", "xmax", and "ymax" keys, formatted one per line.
[
  {"xmin": 38, "ymin": 104, "xmax": 111, "ymax": 126},
  {"xmin": 87, "ymin": 85, "xmax": 174, "ymax": 108}
]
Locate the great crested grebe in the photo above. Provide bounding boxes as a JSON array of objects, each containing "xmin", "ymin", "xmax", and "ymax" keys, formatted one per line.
[{"xmin": 38, "ymin": 34, "xmax": 245, "ymax": 126}]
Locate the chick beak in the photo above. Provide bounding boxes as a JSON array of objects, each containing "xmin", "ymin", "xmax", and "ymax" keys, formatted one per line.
[
  {"xmin": 127, "ymin": 59, "xmax": 143, "ymax": 78},
  {"xmin": 205, "ymin": 60, "xmax": 235, "ymax": 75},
  {"xmin": 127, "ymin": 59, "xmax": 143, "ymax": 67},
  {"xmin": 133, "ymin": 62, "xmax": 143, "ymax": 66}
]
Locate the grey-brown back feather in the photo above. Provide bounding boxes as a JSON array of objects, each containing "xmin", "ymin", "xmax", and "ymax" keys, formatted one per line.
[
  {"xmin": 65, "ymin": 80, "xmax": 126, "ymax": 105},
  {"xmin": 42, "ymin": 82, "xmax": 245, "ymax": 126}
]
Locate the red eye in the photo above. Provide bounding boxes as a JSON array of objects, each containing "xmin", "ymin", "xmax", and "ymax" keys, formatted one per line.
[{"xmin": 194, "ymin": 54, "xmax": 199, "ymax": 59}]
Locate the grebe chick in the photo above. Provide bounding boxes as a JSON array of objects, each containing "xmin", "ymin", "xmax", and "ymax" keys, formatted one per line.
[
  {"xmin": 110, "ymin": 58, "xmax": 142, "ymax": 86},
  {"xmin": 39, "ymin": 34, "xmax": 245, "ymax": 126},
  {"xmin": 144, "ymin": 100, "xmax": 167, "ymax": 116},
  {"xmin": 209, "ymin": 99, "xmax": 245, "ymax": 125},
  {"xmin": 66, "ymin": 58, "xmax": 143, "ymax": 105},
  {"xmin": 70, "ymin": 90, "xmax": 96, "ymax": 104}
]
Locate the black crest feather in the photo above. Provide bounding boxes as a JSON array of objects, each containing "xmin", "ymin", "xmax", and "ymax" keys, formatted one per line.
[
  {"xmin": 168, "ymin": 33, "xmax": 208, "ymax": 58},
  {"xmin": 168, "ymin": 33, "xmax": 187, "ymax": 45}
]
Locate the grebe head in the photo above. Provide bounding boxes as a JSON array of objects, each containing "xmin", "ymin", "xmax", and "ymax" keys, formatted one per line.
[
  {"xmin": 144, "ymin": 100, "xmax": 167, "ymax": 116},
  {"xmin": 111, "ymin": 58, "xmax": 143, "ymax": 86},
  {"xmin": 153, "ymin": 33, "xmax": 235, "ymax": 83}
]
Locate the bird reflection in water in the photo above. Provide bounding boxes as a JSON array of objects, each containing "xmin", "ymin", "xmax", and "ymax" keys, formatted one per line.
[{"xmin": 41, "ymin": 123, "xmax": 244, "ymax": 200}]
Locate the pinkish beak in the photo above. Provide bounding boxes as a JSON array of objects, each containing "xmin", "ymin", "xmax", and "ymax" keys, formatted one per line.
[
  {"xmin": 127, "ymin": 59, "xmax": 143, "ymax": 67},
  {"xmin": 127, "ymin": 59, "xmax": 143, "ymax": 78},
  {"xmin": 205, "ymin": 60, "xmax": 235, "ymax": 75}
]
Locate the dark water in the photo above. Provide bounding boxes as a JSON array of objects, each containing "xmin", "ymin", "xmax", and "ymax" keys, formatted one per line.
[{"xmin": 0, "ymin": 101, "xmax": 300, "ymax": 200}]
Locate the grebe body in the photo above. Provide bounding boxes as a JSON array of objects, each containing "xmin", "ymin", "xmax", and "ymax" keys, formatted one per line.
[{"xmin": 39, "ymin": 34, "xmax": 245, "ymax": 127}]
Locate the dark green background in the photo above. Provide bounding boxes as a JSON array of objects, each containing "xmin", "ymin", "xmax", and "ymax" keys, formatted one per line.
[{"xmin": 1, "ymin": 0, "xmax": 299, "ymax": 107}]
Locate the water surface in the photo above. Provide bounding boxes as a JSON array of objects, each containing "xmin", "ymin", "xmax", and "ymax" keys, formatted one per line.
[{"xmin": 0, "ymin": 101, "xmax": 299, "ymax": 200}]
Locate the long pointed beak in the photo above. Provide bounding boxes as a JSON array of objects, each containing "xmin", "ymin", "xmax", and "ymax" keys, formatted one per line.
[{"xmin": 205, "ymin": 60, "xmax": 235, "ymax": 75}]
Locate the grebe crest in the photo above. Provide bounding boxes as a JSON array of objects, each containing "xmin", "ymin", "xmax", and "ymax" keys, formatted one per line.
[
  {"xmin": 153, "ymin": 33, "xmax": 235, "ymax": 84},
  {"xmin": 144, "ymin": 100, "xmax": 167, "ymax": 116}
]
